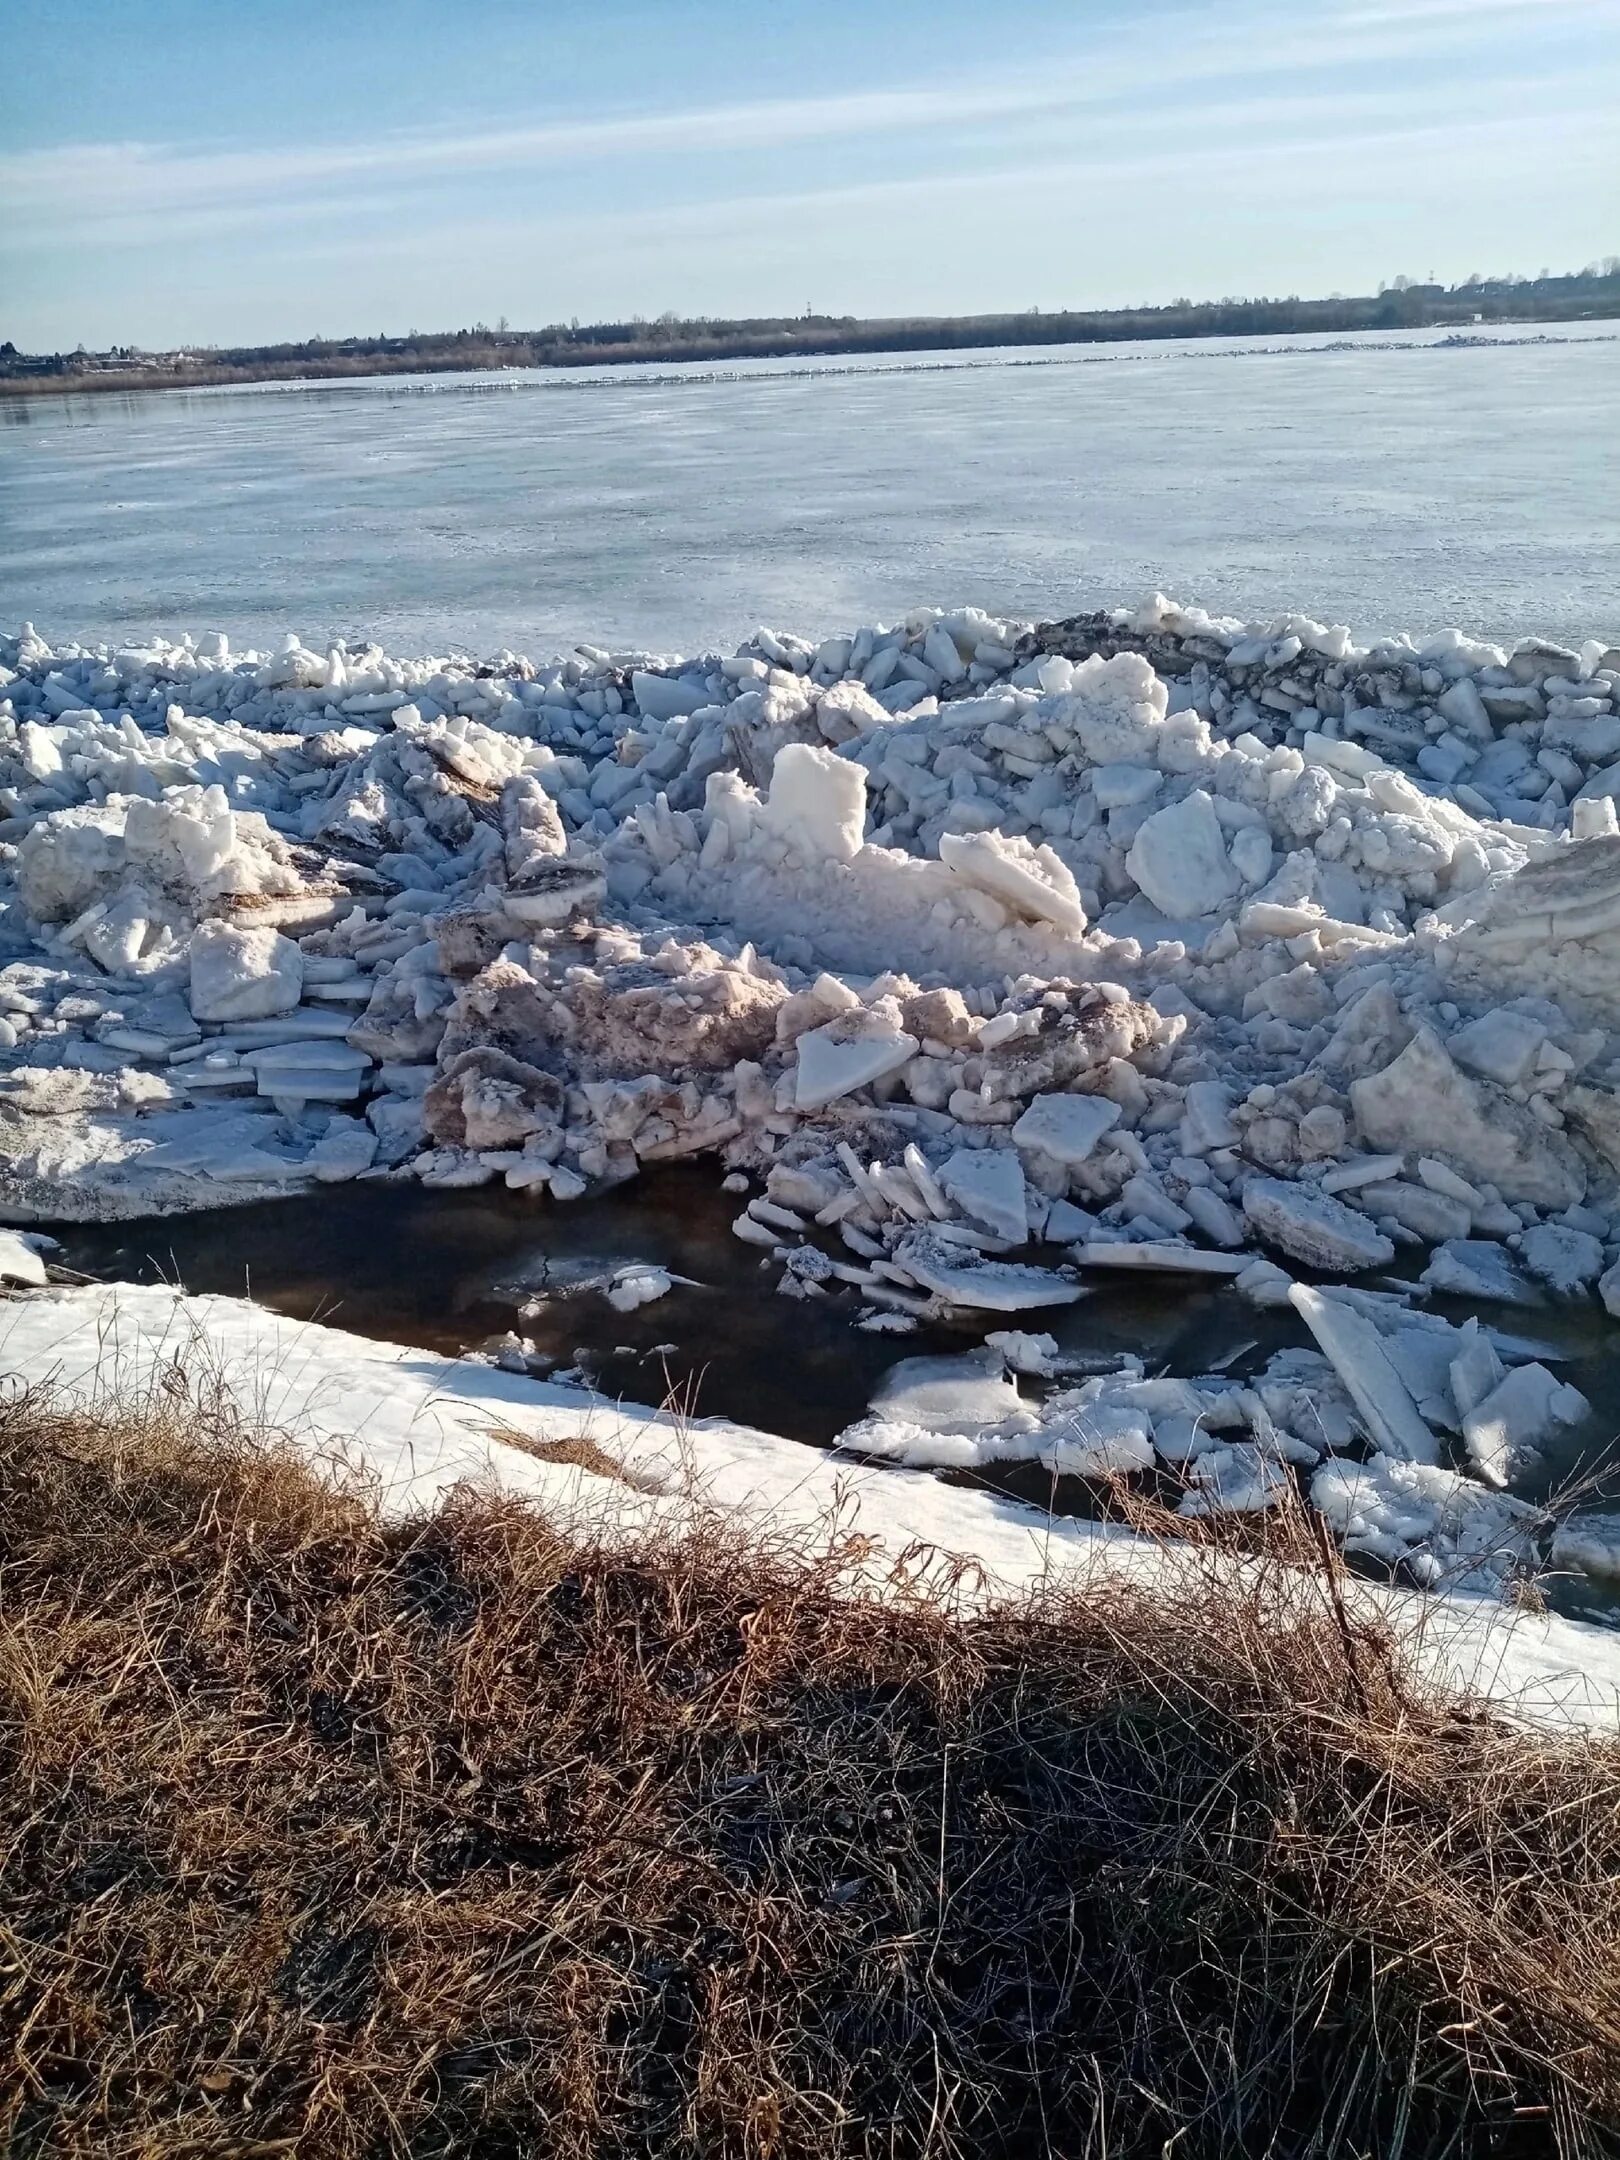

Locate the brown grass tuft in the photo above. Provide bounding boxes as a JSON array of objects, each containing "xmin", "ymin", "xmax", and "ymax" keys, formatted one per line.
[{"xmin": 2, "ymin": 1379, "xmax": 1619, "ymax": 2158}]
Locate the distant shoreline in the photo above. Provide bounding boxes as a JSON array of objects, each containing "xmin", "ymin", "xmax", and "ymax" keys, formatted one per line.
[{"xmin": 6, "ymin": 278, "xmax": 1618, "ymax": 399}]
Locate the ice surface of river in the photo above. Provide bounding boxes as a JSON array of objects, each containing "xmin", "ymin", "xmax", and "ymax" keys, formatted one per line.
[{"xmin": 4, "ymin": 323, "xmax": 1617, "ymax": 656}]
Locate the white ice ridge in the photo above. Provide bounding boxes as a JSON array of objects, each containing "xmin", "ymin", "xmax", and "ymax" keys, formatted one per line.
[
  {"xmin": 3, "ymin": 597, "xmax": 1620, "ymax": 1597},
  {"xmin": 1, "ymin": 1280, "xmax": 1617, "ymax": 1736}
]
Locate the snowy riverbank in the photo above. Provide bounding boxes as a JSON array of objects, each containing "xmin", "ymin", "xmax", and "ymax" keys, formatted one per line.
[
  {"xmin": 3, "ymin": 1278, "xmax": 1619, "ymax": 1733},
  {"xmin": 3, "ymin": 596, "xmax": 1620, "ymax": 1606}
]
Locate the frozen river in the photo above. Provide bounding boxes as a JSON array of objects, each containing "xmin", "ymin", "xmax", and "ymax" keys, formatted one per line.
[{"xmin": 3, "ymin": 322, "xmax": 1617, "ymax": 658}]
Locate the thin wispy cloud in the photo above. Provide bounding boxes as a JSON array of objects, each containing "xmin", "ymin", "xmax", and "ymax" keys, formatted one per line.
[
  {"xmin": 46, "ymin": 83, "xmax": 1562, "ymax": 253},
  {"xmin": 1335, "ymin": 0, "xmax": 1609, "ymax": 24},
  {"xmin": 301, "ymin": 103, "xmax": 1602, "ymax": 270},
  {"xmin": 0, "ymin": 82, "xmax": 1080, "ymax": 217},
  {"xmin": 4, "ymin": 0, "xmax": 1610, "ymax": 232}
]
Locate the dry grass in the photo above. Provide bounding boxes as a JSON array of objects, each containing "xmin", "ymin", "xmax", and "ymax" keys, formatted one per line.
[{"xmin": 3, "ymin": 1382, "xmax": 1620, "ymax": 2159}]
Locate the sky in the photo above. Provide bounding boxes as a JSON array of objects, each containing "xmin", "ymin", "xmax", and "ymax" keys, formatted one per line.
[{"xmin": 4, "ymin": 0, "xmax": 1617, "ymax": 351}]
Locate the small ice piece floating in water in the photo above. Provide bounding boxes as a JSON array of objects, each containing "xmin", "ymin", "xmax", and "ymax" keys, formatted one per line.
[
  {"xmin": 891, "ymin": 1231, "xmax": 1087, "ymax": 1312},
  {"xmin": 868, "ymin": 1347, "xmax": 1035, "ymax": 1436},
  {"xmin": 605, "ymin": 1264, "xmax": 676, "ymax": 1313},
  {"xmin": 2, "ymin": 594, "xmax": 1618, "ymax": 1600}
]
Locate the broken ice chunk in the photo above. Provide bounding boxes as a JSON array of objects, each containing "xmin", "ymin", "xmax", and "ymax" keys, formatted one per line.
[
  {"xmin": 1070, "ymin": 1242, "xmax": 1249, "ymax": 1274},
  {"xmin": 938, "ymin": 1146, "xmax": 1029, "ymax": 1242},
  {"xmin": 894, "ymin": 1230, "xmax": 1086, "ymax": 1311},
  {"xmin": 309, "ymin": 1118, "xmax": 379, "ymax": 1183},
  {"xmin": 794, "ymin": 1014, "xmax": 918, "ymax": 1111},
  {"xmin": 1056, "ymin": 649, "xmax": 1170, "ymax": 755},
  {"xmin": 1124, "ymin": 789, "xmax": 1238, "ymax": 919},
  {"xmin": 630, "ymin": 668, "xmax": 709, "ymax": 721},
  {"xmin": 1180, "ymin": 1080, "xmax": 1238, "ymax": 1153},
  {"xmin": 1517, "ymin": 1224, "xmax": 1605, "ymax": 1298},
  {"xmin": 1288, "ymin": 1284, "xmax": 1440, "ymax": 1464},
  {"xmin": 502, "ymin": 857, "xmax": 608, "ymax": 927},
  {"xmin": 240, "ymin": 1039, "xmax": 372, "ymax": 1104},
  {"xmin": 983, "ymin": 1329, "xmax": 1061, "ymax": 1377},
  {"xmin": 1358, "ymin": 1179, "xmax": 1472, "ymax": 1245},
  {"xmin": 1312, "ymin": 1456, "xmax": 1545, "ymax": 1592},
  {"xmin": 1461, "ymin": 1364, "xmax": 1591, "ymax": 1489},
  {"xmin": 758, "ymin": 742, "xmax": 868, "ymax": 863},
  {"xmin": 1090, "ymin": 762, "xmax": 1161, "ymax": 811},
  {"xmin": 188, "ymin": 920, "xmax": 303, "ymax": 1023},
  {"xmin": 500, "ymin": 772, "xmax": 568, "ymax": 877},
  {"xmin": 1447, "ymin": 1318, "xmax": 1506, "ymax": 1423},
  {"xmin": 833, "ymin": 1417, "xmax": 1016, "ymax": 1471},
  {"xmin": 1380, "ymin": 1323, "xmax": 1468, "ymax": 1430},
  {"xmin": 1010, "ymin": 1091, "xmax": 1122, "ymax": 1165},
  {"xmin": 1446, "ymin": 1008, "xmax": 1548, "ymax": 1087},
  {"xmin": 901, "ymin": 1142, "xmax": 951, "ymax": 1220},
  {"xmin": 1234, "ymin": 1259, "xmax": 1297, "ymax": 1306},
  {"xmin": 867, "ymin": 1348, "xmax": 1036, "ymax": 1436},
  {"xmin": 1242, "ymin": 1178, "xmax": 1395, "ymax": 1274},
  {"xmin": 1037, "ymin": 1393, "xmax": 1156, "ymax": 1479},
  {"xmin": 937, "ymin": 827, "xmax": 1087, "ymax": 937},
  {"xmin": 1350, "ymin": 1025, "xmax": 1585, "ymax": 1211},
  {"xmin": 1152, "ymin": 1414, "xmax": 1220, "ymax": 1465},
  {"xmin": 1421, "ymin": 1239, "xmax": 1543, "ymax": 1307},
  {"xmin": 1319, "ymin": 1155, "xmax": 1407, "ymax": 1195},
  {"xmin": 1177, "ymin": 1442, "xmax": 1288, "ymax": 1516},
  {"xmin": 1550, "ymin": 1513, "xmax": 1620, "ymax": 1585},
  {"xmin": 0, "ymin": 1229, "xmax": 49, "ymax": 1287},
  {"xmin": 605, "ymin": 1265, "xmax": 674, "ymax": 1312}
]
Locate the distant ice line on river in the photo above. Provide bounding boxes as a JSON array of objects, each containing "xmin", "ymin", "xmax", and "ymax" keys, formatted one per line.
[{"xmin": 160, "ymin": 324, "xmax": 1620, "ymax": 404}]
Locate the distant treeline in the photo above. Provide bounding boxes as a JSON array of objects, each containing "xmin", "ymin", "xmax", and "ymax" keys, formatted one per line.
[{"xmin": 5, "ymin": 264, "xmax": 1618, "ymax": 395}]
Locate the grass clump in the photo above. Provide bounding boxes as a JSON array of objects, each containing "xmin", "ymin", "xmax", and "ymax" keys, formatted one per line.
[{"xmin": 1, "ymin": 1380, "xmax": 1618, "ymax": 2158}]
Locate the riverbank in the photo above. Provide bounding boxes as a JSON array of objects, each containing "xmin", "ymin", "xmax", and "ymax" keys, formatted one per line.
[
  {"xmin": 3, "ymin": 1339, "xmax": 1618, "ymax": 2157},
  {"xmin": 5, "ymin": 276, "xmax": 1618, "ymax": 398},
  {"xmin": 4, "ymin": 594, "xmax": 1620, "ymax": 1609},
  {"xmin": 5, "ymin": 1277, "xmax": 1620, "ymax": 1724}
]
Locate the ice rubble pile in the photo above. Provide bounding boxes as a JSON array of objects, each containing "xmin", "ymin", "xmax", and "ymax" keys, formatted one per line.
[
  {"xmin": 835, "ymin": 1288, "xmax": 1605, "ymax": 1597},
  {"xmin": 4, "ymin": 597, "xmax": 1620, "ymax": 1596}
]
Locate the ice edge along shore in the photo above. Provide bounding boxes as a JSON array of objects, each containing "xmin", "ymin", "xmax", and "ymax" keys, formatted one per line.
[{"xmin": 4, "ymin": 1278, "xmax": 1619, "ymax": 1737}]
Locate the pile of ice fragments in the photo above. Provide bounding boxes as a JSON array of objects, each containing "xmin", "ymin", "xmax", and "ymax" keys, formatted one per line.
[{"xmin": 4, "ymin": 594, "xmax": 1620, "ymax": 1599}]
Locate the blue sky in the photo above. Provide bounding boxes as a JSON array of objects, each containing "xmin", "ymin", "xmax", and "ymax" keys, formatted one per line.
[{"xmin": 5, "ymin": 0, "xmax": 1617, "ymax": 350}]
